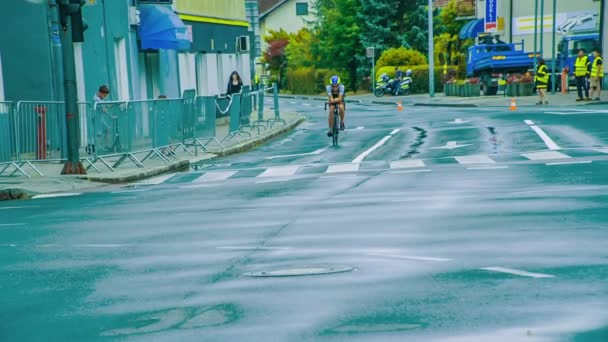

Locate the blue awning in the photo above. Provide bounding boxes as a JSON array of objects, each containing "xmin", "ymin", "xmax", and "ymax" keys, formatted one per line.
[
  {"xmin": 459, "ymin": 19, "xmax": 484, "ymax": 40},
  {"xmin": 138, "ymin": 5, "xmax": 191, "ymax": 50}
]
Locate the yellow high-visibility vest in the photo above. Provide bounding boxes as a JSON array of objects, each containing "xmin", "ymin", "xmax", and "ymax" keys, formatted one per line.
[
  {"xmin": 574, "ymin": 56, "xmax": 590, "ymax": 77},
  {"xmin": 535, "ymin": 65, "xmax": 549, "ymax": 84},
  {"xmin": 591, "ymin": 57, "xmax": 604, "ymax": 77}
]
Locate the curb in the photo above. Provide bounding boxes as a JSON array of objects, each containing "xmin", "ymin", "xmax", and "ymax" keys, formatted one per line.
[
  {"xmin": 212, "ymin": 117, "xmax": 306, "ymax": 157},
  {"xmin": 82, "ymin": 160, "xmax": 191, "ymax": 184}
]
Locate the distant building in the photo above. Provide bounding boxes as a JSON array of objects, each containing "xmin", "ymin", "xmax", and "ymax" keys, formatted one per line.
[{"xmin": 258, "ymin": 0, "xmax": 315, "ymax": 47}]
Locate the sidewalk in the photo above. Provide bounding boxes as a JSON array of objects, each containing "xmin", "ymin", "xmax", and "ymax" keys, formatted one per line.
[
  {"xmin": 0, "ymin": 111, "xmax": 304, "ymax": 201},
  {"xmin": 280, "ymin": 91, "xmax": 608, "ymax": 108}
]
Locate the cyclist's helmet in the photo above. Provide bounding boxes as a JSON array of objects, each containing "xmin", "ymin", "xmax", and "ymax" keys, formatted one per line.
[
  {"xmin": 330, "ymin": 75, "xmax": 340, "ymax": 85},
  {"xmin": 406, "ymin": 69, "xmax": 412, "ymax": 77}
]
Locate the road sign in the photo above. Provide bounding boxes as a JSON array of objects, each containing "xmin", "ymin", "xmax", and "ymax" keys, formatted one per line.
[
  {"xmin": 485, "ymin": 0, "xmax": 498, "ymax": 32},
  {"xmin": 366, "ymin": 47, "xmax": 375, "ymax": 58}
]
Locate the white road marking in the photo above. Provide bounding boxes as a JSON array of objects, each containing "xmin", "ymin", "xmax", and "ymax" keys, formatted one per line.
[
  {"xmin": 255, "ymin": 179, "xmax": 293, "ymax": 184},
  {"xmin": 326, "ymin": 163, "xmax": 360, "ymax": 173},
  {"xmin": 481, "ymin": 267, "xmax": 555, "ymax": 278},
  {"xmin": 390, "ymin": 159, "xmax": 426, "ymax": 169},
  {"xmin": 522, "ymin": 151, "xmax": 570, "ymax": 160},
  {"xmin": 467, "ymin": 165, "xmax": 509, "ymax": 170},
  {"xmin": 0, "ymin": 223, "xmax": 25, "ymax": 227},
  {"xmin": 257, "ymin": 165, "xmax": 300, "ymax": 178},
  {"xmin": 289, "ymin": 101, "xmax": 297, "ymax": 104},
  {"xmin": 527, "ymin": 123, "xmax": 561, "ymax": 150},
  {"xmin": 302, "ymin": 103, "xmax": 311, "ymax": 106},
  {"xmin": 448, "ymin": 118, "xmax": 470, "ymax": 124},
  {"xmin": 111, "ymin": 189, "xmax": 152, "ymax": 194},
  {"xmin": 133, "ymin": 174, "xmax": 175, "ymax": 185},
  {"xmin": 74, "ymin": 244, "xmax": 129, "ymax": 248},
  {"xmin": 32, "ymin": 193, "xmax": 82, "ymax": 199},
  {"xmin": 355, "ymin": 126, "xmax": 364, "ymax": 130},
  {"xmin": 388, "ymin": 169, "xmax": 432, "ymax": 174},
  {"xmin": 368, "ymin": 253, "xmax": 452, "ymax": 262},
  {"xmin": 265, "ymin": 148, "xmax": 326, "ymax": 159},
  {"xmin": 431, "ymin": 141, "xmax": 471, "ymax": 150},
  {"xmin": 193, "ymin": 170, "xmax": 237, "ymax": 183},
  {"xmin": 544, "ymin": 109, "xmax": 608, "ymax": 115},
  {"xmin": 390, "ymin": 129, "xmax": 401, "ymax": 135},
  {"xmin": 524, "ymin": 120, "xmax": 535, "ymax": 125},
  {"xmin": 546, "ymin": 160, "xmax": 592, "ymax": 166},
  {"xmin": 0, "ymin": 206, "xmax": 38, "ymax": 210},
  {"xmin": 353, "ymin": 133, "xmax": 397, "ymax": 163},
  {"xmin": 216, "ymin": 246, "xmax": 291, "ymax": 251},
  {"xmin": 594, "ymin": 147, "xmax": 608, "ymax": 153},
  {"xmin": 454, "ymin": 155, "xmax": 496, "ymax": 165},
  {"xmin": 179, "ymin": 183, "xmax": 223, "ymax": 189}
]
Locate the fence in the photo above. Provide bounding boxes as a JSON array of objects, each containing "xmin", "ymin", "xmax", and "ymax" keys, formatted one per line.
[{"xmin": 1, "ymin": 84, "xmax": 283, "ymax": 176}]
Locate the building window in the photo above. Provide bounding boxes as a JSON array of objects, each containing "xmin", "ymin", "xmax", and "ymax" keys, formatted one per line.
[{"xmin": 296, "ymin": 2, "xmax": 308, "ymax": 16}]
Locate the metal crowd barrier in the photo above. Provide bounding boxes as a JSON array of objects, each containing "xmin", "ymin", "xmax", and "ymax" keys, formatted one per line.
[{"xmin": 188, "ymin": 95, "xmax": 225, "ymax": 152}]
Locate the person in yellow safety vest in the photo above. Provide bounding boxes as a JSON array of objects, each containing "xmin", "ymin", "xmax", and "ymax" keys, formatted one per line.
[
  {"xmin": 574, "ymin": 49, "xmax": 591, "ymax": 101},
  {"xmin": 590, "ymin": 49, "xmax": 604, "ymax": 101},
  {"xmin": 535, "ymin": 59, "xmax": 550, "ymax": 105}
]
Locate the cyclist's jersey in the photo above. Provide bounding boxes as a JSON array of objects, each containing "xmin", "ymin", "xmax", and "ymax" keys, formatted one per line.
[{"xmin": 326, "ymin": 84, "xmax": 345, "ymax": 98}]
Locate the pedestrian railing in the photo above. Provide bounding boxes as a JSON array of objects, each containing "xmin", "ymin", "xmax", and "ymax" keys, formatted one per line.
[{"xmin": 0, "ymin": 83, "xmax": 283, "ymax": 177}]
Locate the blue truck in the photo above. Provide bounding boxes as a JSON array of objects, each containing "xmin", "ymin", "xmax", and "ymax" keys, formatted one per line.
[
  {"xmin": 466, "ymin": 34, "xmax": 537, "ymax": 95},
  {"xmin": 557, "ymin": 32, "xmax": 601, "ymax": 86}
]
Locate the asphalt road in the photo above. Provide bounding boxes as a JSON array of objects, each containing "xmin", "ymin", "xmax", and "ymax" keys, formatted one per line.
[{"xmin": 2, "ymin": 98, "xmax": 608, "ymax": 341}]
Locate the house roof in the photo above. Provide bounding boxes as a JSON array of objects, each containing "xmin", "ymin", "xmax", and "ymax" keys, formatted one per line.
[{"xmin": 259, "ymin": 0, "xmax": 290, "ymax": 18}]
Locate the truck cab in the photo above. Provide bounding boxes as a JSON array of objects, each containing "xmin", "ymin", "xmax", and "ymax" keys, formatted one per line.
[{"xmin": 557, "ymin": 33, "xmax": 600, "ymax": 84}]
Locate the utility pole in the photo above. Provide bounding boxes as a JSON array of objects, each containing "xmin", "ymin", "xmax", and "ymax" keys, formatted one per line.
[
  {"xmin": 533, "ymin": 0, "xmax": 538, "ymax": 72},
  {"xmin": 551, "ymin": 0, "xmax": 557, "ymax": 94},
  {"xmin": 540, "ymin": 0, "xmax": 545, "ymax": 58},
  {"xmin": 57, "ymin": 0, "xmax": 87, "ymax": 174},
  {"xmin": 428, "ymin": 0, "xmax": 435, "ymax": 98}
]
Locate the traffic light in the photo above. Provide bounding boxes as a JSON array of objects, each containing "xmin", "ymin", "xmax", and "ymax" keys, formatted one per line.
[{"xmin": 59, "ymin": 0, "xmax": 88, "ymax": 43}]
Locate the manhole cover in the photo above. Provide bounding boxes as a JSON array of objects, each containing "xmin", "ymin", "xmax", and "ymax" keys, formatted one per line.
[{"xmin": 242, "ymin": 265, "xmax": 354, "ymax": 277}]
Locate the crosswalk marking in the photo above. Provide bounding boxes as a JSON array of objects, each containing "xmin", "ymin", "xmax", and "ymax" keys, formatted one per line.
[
  {"xmin": 257, "ymin": 165, "xmax": 300, "ymax": 178},
  {"xmin": 390, "ymin": 159, "xmax": 425, "ymax": 169},
  {"xmin": 521, "ymin": 151, "xmax": 570, "ymax": 160},
  {"xmin": 454, "ymin": 155, "xmax": 496, "ymax": 165},
  {"xmin": 594, "ymin": 147, "xmax": 608, "ymax": 154},
  {"xmin": 134, "ymin": 174, "xmax": 175, "ymax": 185},
  {"xmin": 326, "ymin": 163, "xmax": 360, "ymax": 173},
  {"xmin": 193, "ymin": 171, "xmax": 238, "ymax": 183}
]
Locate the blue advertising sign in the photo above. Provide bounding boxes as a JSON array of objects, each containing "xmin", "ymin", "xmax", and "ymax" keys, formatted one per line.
[{"xmin": 485, "ymin": 0, "xmax": 498, "ymax": 32}]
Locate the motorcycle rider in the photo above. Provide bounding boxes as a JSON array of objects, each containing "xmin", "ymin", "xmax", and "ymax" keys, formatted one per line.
[{"xmin": 393, "ymin": 67, "xmax": 403, "ymax": 95}]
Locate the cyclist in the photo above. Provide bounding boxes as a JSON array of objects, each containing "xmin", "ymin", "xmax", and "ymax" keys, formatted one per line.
[{"xmin": 326, "ymin": 75, "xmax": 345, "ymax": 136}]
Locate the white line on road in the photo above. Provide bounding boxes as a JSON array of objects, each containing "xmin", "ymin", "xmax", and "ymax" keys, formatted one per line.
[
  {"xmin": 0, "ymin": 206, "xmax": 38, "ymax": 210},
  {"xmin": 216, "ymin": 246, "xmax": 291, "ymax": 251},
  {"xmin": 265, "ymin": 148, "xmax": 326, "ymax": 160},
  {"xmin": 0, "ymin": 223, "xmax": 25, "ymax": 227},
  {"xmin": 466, "ymin": 165, "xmax": 509, "ymax": 170},
  {"xmin": 193, "ymin": 170, "xmax": 237, "ymax": 183},
  {"xmin": 179, "ymin": 183, "xmax": 223, "ymax": 189},
  {"xmin": 368, "ymin": 253, "xmax": 452, "ymax": 262},
  {"xmin": 524, "ymin": 120, "xmax": 535, "ymax": 125},
  {"xmin": 481, "ymin": 266, "xmax": 555, "ymax": 278},
  {"xmin": 454, "ymin": 155, "xmax": 496, "ymax": 165},
  {"xmin": 387, "ymin": 169, "xmax": 432, "ymax": 174},
  {"xmin": 302, "ymin": 103, "xmax": 311, "ymax": 106},
  {"xmin": 390, "ymin": 159, "xmax": 426, "ymax": 169},
  {"xmin": 32, "ymin": 193, "xmax": 82, "ymax": 199},
  {"xmin": 133, "ymin": 174, "xmax": 175, "ymax": 185},
  {"xmin": 521, "ymin": 151, "xmax": 570, "ymax": 160},
  {"xmin": 355, "ymin": 126, "xmax": 364, "ymax": 130},
  {"xmin": 546, "ymin": 160, "xmax": 592, "ymax": 166},
  {"xmin": 111, "ymin": 189, "xmax": 152, "ymax": 194},
  {"xmin": 594, "ymin": 147, "xmax": 608, "ymax": 154},
  {"xmin": 255, "ymin": 179, "xmax": 294, "ymax": 184},
  {"xmin": 289, "ymin": 101, "xmax": 297, "ymax": 104},
  {"xmin": 525, "ymin": 121, "xmax": 561, "ymax": 150},
  {"xmin": 257, "ymin": 165, "xmax": 300, "ymax": 178},
  {"xmin": 352, "ymin": 130, "xmax": 400, "ymax": 163},
  {"xmin": 326, "ymin": 163, "xmax": 360, "ymax": 173}
]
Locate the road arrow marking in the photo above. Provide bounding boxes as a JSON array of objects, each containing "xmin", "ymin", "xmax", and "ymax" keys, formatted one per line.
[
  {"xmin": 265, "ymin": 148, "xmax": 326, "ymax": 160},
  {"xmin": 431, "ymin": 141, "xmax": 471, "ymax": 150}
]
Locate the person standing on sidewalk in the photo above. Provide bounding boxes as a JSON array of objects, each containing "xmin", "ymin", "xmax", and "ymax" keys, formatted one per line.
[
  {"xmin": 590, "ymin": 49, "xmax": 603, "ymax": 101},
  {"xmin": 574, "ymin": 49, "xmax": 591, "ymax": 101},
  {"xmin": 535, "ymin": 59, "xmax": 549, "ymax": 105}
]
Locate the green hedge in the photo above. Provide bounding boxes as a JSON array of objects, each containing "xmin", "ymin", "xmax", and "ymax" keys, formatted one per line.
[
  {"xmin": 285, "ymin": 67, "xmax": 350, "ymax": 94},
  {"xmin": 376, "ymin": 65, "xmax": 458, "ymax": 94}
]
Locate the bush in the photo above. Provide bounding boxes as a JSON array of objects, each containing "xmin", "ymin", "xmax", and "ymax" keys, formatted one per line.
[
  {"xmin": 315, "ymin": 68, "xmax": 350, "ymax": 93},
  {"xmin": 376, "ymin": 47, "xmax": 427, "ymax": 70},
  {"xmin": 375, "ymin": 65, "xmax": 458, "ymax": 94},
  {"xmin": 286, "ymin": 67, "xmax": 317, "ymax": 94}
]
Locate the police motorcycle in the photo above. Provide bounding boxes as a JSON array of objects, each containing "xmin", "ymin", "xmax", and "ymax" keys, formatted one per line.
[{"xmin": 374, "ymin": 70, "xmax": 413, "ymax": 97}]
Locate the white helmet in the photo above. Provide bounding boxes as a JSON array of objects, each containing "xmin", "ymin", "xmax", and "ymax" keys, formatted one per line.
[{"xmin": 406, "ymin": 69, "xmax": 412, "ymax": 76}]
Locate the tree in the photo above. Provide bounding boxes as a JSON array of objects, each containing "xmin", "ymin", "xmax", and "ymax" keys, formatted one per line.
[
  {"xmin": 263, "ymin": 29, "xmax": 291, "ymax": 88},
  {"xmin": 285, "ymin": 28, "xmax": 317, "ymax": 70},
  {"xmin": 376, "ymin": 47, "xmax": 428, "ymax": 69},
  {"xmin": 315, "ymin": 0, "xmax": 362, "ymax": 91}
]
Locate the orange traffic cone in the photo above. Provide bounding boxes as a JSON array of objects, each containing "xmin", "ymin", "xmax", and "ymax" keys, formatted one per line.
[
  {"xmin": 509, "ymin": 98, "xmax": 517, "ymax": 111},
  {"xmin": 397, "ymin": 101, "xmax": 403, "ymax": 111}
]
